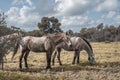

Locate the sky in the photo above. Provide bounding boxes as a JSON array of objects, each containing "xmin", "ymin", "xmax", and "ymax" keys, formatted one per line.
[{"xmin": 0, "ymin": 0, "xmax": 120, "ymax": 32}]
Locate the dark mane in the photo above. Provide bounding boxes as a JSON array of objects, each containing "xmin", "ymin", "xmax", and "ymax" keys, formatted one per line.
[{"xmin": 82, "ymin": 38, "xmax": 93, "ymax": 52}]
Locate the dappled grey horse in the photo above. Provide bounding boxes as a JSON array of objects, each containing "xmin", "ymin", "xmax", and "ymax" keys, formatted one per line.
[
  {"xmin": 12, "ymin": 33, "xmax": 72, "ymax": 69},
  {"xmin": 52, "ymin": 36, "xmax": 95, "ymax": 65},
  {"xmin": 0, "ymin": 32, "xmax": 22, "ymax": 69}
]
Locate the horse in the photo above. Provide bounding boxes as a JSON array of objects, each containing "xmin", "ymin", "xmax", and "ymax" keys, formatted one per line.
[
  {"xmin": 52, "ymin": 36, "xmax": 95, "ymax": 65},
  {"xmin": 0, "ymin": 32, "xmax": 22, "ymax": 69},
  {"xmin": 11, "ymin": 32, "xmax": 72, "ymax": 69}
]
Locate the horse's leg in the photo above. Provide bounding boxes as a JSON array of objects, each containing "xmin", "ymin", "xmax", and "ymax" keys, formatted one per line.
[
  {"xmin": 72, "ymin": 51, "xmax": 77, "ymax": 64},
  {"xmin": 24, "ymin": 50, "xmax": 30, "ymax": 69},
  {"xmin": 19, "ymin": 49, "xmax": 26, "ymax": 69},
  {"xmin": 2, "ymin": 59, "xmax": 4, "ymax": 70},
  {"xmin": 52, "ymin": 50, "xmax": 57, "ymax": 66},
  {"xmin": 77, "ymin": 51, "xmax": 80, "ymax": 64},
  {"xmin": 0, "ymin": 53, "xmax": 4, "ymax": 70},
  {"xmin": 57, "ymin": 48, "xmax": 62, "ymax": 65},
  {"xmin": 46, "ymin": 51, "xmax": 52, "ymax": 69}
]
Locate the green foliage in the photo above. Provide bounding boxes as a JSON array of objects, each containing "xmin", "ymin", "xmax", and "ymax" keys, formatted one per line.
[
  {"xmin": 0, "ymin": 12, "xmax": 7, "ymax": 27},
  {"xmin": 0, "ymin": 26, "xmax": 13, "ymax": 36},
  {"xmin": 26, "ymin": 30, "xmax": 42, "ymax": 37},
  {"xmin": 38, "ymin": 16, "xmax": 63, "ymax": 34},
  {"xmin": 79, "ymin": 23, "xmax": 120, "ymax": 42}
]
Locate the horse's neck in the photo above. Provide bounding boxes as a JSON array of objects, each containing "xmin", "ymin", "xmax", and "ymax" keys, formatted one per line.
[
  {"xmin": 50, "ymin": 34, "xmax": 64, "ymax": 45},
  {"xmin": 83, "ymin": 41, "xmax": 93, "ymax": 56}
]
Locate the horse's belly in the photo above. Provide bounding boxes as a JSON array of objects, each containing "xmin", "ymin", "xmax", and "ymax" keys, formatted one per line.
[
  {"xmin": 64, "ymin": 47, "xmax": 78, "ymax": 51},
  {"xmin": 29, "ymin": 45, "xmax": 46, "ymax": 52},
  {"xmin": 65, "ymin": 48, "xmax": 74, "ymax": 51}
]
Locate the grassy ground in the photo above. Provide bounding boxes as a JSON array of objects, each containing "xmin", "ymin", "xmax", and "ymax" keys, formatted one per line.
[{"xmin": 0, "ymin": 42, "xmax": 120, "ymax": 80}]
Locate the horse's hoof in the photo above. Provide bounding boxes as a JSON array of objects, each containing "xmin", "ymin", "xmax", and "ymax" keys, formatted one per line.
[
  {"xmin": 46, "ymin": 66, "xmax": 52, "ymax": 69},
  {"xmin": 72, "ymin": 62, "xmax": 75, "ymax": 64},
  {"xmin": 19, "ymin": 68, "xmax": 23, "ymax": 71},
  {"xmin": 59, "ymin": 63, "xmax": 62, "ymax": 66},
  {"xmin": 52, "ymin": 64, "xmax": 54, "ymax": 66},
  {"xmin": 77, "ymin": 62, "xmax": 80, "ymax": 64},
  {"xmin": 90, "ymin": 62, "xmax": 96, "ymax": 65},
  {"xmin": 26, "ymin": 67, "xmax": 29, "ymax": 70}
]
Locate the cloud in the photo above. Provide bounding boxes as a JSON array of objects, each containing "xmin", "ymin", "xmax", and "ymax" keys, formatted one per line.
[
  {"xmin": 96, "ymin": 0, "xmax": 119, "ymax": 12},
  {"xmin": 6, "ymin": 6, "xmax": 40, "ymax": 31},
  {"xmin": 54, "ymin": 0, "xmax": 101, "ymax": 16},
  {"xmin": 4, "ymin": 0, "xmax": 120, "ymax": 32},
  {"xmin": 12, "ymin": 0, "xmax": 33, "ymax": 6},
  {"xmin": 6, "ymin": 0, "xmax": 57, "ymax": 31},
  {"xmin": 34, "ymin": 0, "xmax": 56, "ymax": 16},
  {"xmin": 60, "ymin": 15, "xmax": 96, "ymax": 32},
  {"xmin": 100, "ymin": 10, "xmax": 120, "ymax": 26},
  {"xmin": 61, "ymin": 16, "xmax": 90, "ymax": 26},
  {"xmin": 115, "ymin": 15, "xmax": 120, "ymax": 24},
  {"xmin": 101, "ymin": 11, "xmax": 116, "ymax": 19}
]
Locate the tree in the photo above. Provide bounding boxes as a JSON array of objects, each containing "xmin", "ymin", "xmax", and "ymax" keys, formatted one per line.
[
  {"xmin": 66, "ymin": 29, "xmax": 74, "ymax": 36},
  {"xmin": 0, "ymin": 12, "xmax": 7, "ymax": 27},
  {"xmin": 38, "ymin": 16, "xmax": 62, "ymax": 35},
  {"xmin": 96, "ymin": 23, "xmax": 104, "ymax": 31}
]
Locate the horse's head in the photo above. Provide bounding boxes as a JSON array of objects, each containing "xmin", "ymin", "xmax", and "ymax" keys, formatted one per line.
[
  {"xmin": 88, "ymin": 54, "xmax": 95, "ymax": 65},
  {"xmin": 82, "ymin": 38, "xmax": 95, "ymax": 65}
]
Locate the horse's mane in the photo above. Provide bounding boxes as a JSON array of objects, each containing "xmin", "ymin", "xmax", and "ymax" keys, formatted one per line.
[{"xmin": 82, "ymin": 38, "xmax": 93, "ymax": 52}]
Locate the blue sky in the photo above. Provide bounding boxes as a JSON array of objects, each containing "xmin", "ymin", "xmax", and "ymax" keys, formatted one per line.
[{"xmin": 0, "ymin": 0, "xmax": 120, "ymax": 32}]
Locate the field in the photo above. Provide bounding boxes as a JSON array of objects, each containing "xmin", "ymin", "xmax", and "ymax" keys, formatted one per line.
[{"xmin": 0, "ymin": 42, "xmax": 120, "ymax": 80}]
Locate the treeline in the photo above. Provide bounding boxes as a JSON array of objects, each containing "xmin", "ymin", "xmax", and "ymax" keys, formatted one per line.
[
  {"xmin": 67, "ymin": 23, "xmax": 120, "ymax": 42},
  {"xmin": 1, "ymin": 23, "xmax": 120, "ymax": 42},
  {"xmin": 0, "ymin": 12, "xmax": 120, "ymax": 42},
  {"xmin": 81, "ymin": 23, "xmax": 120, "ymax": 42}
]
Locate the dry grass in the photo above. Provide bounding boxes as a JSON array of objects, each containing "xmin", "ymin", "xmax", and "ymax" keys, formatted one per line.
[{"xmin": 0, "ymin": 42, "xmax": 120, "ymax": 80}]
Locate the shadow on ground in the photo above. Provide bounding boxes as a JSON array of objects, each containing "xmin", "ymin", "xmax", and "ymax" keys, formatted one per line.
[{"xmin": 3, "ymin": 61, "xmax": 120, "ymax": 73}]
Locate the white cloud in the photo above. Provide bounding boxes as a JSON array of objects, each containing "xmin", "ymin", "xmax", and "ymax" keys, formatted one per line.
[
  {"xmin": 6, "ymin": 0, "xmax": 57, "ymax": 31},
  {"xmin": 61, "ymin": 16, "xmax": 90, "ymax": 26},
  {"xmin": 26, "ymin": 0, "xmax": 33, "ymax": 6},
  {"xmin": 12, "ymin": 0, "xmax": 33, "ymax": 6},
  {"xmin": 115, "ymin": 15, "xmax": 120, "ymax": 24},
  {"xmin": 101, "ymin": 11, "xmax": 116, "ymax": 19},
  {"xmin": 60, "ymin": 15, "xmax": 96, "ymax": 32},
  {"xmin": 4, "ymin": 0, "xmax": 120, "ymax": 32},
  {"xmin": 55, "ymin": 0, "xmax": 101, "ymax": 16},
  {"xmin": 6, "ymin": 6, "xmax": 40, "ymax": 31},
  {"xmin": 35, "ymin": 0, "xmax": 56, "ymax": 16},
  {"xmin": 96, "ymin": 0, "xmax": 119, "ymax": 12},
  {"xmin": 106, "ymin": 11, "xmax": 116, "ymax": 18}
]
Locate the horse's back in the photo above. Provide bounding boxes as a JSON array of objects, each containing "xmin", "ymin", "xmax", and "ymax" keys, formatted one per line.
[
  {"xmin": 21, "ymin": 36, "xmax": 53, "ymax": 52},
  {"xmin": 70, "ymin": 37, "xmax": 82, "ymax": 46},
  {"xmin": 22, "ymin": 36, "xmax": 47, "ymax": 43},
  {"xmin": 63, "ymin": 37, "xmax": 86, "ymax": 51}
]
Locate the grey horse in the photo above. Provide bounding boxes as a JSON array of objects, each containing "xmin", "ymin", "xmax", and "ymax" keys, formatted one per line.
[{"xmin": 52, "ymin": 36, "xmax": 95, "ymax": 65}]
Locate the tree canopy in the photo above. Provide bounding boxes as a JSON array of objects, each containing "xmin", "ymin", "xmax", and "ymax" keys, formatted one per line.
[{"xmin": 38, "ymin": 16, "xmax": 62, "ymax": 34}]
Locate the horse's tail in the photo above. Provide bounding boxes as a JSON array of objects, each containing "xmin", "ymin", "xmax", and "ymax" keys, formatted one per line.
[
  {"xmin": 82, "ymin": 38, "xmax": 93, "ymax": 52},
  {"xmin": 11, "ymin": 42, "xmax": 19, "ymax": 60}
]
